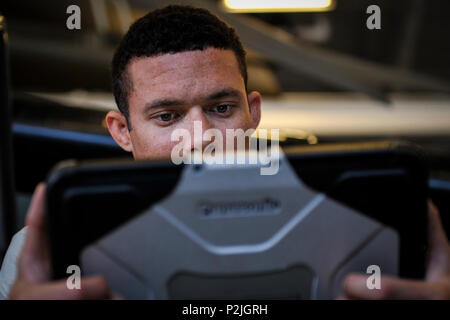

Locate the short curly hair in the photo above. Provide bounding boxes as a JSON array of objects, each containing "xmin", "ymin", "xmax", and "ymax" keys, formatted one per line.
[{"xmin": 111, "ymin": 5, "xmax": 248, "ymax": 126}]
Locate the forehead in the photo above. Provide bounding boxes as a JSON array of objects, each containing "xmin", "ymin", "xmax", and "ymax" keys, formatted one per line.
[{"xmin": 126, "ymin": 48, "xmax": 245, "ymax": 105}]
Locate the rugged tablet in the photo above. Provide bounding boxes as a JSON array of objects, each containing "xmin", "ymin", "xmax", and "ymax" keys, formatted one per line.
[{"xmin": 45, "ymin": 141, "xmax": 429, "ymax": 299}]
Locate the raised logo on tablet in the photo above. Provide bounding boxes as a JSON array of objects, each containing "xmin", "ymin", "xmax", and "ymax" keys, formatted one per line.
[{"xmin": 199, "ymin": 197, "xmax": 281, "ymax": 218}]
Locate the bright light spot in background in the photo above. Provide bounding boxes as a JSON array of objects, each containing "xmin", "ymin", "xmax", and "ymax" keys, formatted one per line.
[{"xmin": 222, "ymin": 0, "xmax": 335, "ymax": 13}]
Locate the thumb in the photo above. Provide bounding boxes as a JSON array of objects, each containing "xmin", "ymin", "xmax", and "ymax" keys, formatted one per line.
[
  {"xmin": 18, "ymin": 183, "xmax": 51, "ymax": 283},
  {"xmin": 426, "ymin": 199, "xmax": 450, "ymax": 281},
  {"xmin": 344, "ymin": 274, "xmax": 449, "ymax": 300}
]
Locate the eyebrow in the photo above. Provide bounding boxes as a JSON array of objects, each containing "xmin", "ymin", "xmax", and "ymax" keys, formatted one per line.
[
  {"xmin": 143, "ymin": 99, "xmax": 183, "ymax": 114},
  {"xmin": 143, "ymin": 88, "xmax": 243, "ymax": 114},
  {"xmin": 207, "ymin": 88, "xmax": 242, "ymax": 100}
]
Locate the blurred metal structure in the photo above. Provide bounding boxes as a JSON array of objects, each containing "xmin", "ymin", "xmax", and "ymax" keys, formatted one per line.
[
  {"xmin": 130, "ymin": 0, "xmax": 450, "ymax": 103},
  {"xmin": 396, "ymin": 0, "xmax": 423, "ymax": 70},
  {"xmin": 2, "ymin": 0, "xmax": 449, "ymax": 99},
  {"xmin": 0, "ymin": 16, "xmax": 16, "ymax": 258}
]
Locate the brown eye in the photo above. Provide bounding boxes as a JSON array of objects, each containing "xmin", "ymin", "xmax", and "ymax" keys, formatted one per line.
[
  {"xmin": 212, "ymin": 104, "xmax": 232, "ymax": 114},
  {"xmin": 158, "ymin": 113, "xmax": 177, "ymax": 122}
]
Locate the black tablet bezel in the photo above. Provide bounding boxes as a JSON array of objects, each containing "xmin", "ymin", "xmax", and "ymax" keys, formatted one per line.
[{"xmin": 45, "ymin": 141, "xmax": 429, "ymax": 281}]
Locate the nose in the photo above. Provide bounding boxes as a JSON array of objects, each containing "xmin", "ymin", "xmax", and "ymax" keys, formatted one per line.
[{"xmin": 185, "ymin": 106, "xmax": 213, "ymax": 153}]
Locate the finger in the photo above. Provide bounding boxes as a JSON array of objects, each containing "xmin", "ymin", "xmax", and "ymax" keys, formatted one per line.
[
  {"xmin": 428, "ymin": 200, "xmax": 449, "ymax": 251},
  {"xmin": 25, "ymin": 183, "xmax": 47, "ymax": 230},
  {"xmin": 343, "ymin": 274, "xmax": 449, "ymax": 300},
  {"xmin": 18, "ymin": 183, "xmax": 51, "ymax": 283},
  {"xmin": 10, "ymin": 276, "xmax": 112, "ymax": 300},
  {"xmin": 110, "ymin": 292, "xmax": 126, "ymax": 300},
  {"xmin": 426, "ymin": 199, "xmax": 450, "ymax": 281}
]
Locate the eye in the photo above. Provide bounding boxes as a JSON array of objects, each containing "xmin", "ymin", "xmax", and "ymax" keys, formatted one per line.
[
  {"xmin": 156, "ymin": 112, "xmax": 179, "ymax": 122},
  {"xmin": 211, "ymin": 104, "xmax": 232, "ymax": 114}
]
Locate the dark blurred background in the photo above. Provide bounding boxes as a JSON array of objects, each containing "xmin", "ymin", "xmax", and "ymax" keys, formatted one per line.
[
  {"xmin": 2, "ymin": 0, "xmax": 450, "ymax": 92},
  {"xmin": 1, "ymin": 0, "xmax": 450, "ymax": 246}
]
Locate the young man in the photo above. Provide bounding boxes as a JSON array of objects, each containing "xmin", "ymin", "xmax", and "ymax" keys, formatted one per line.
[{"xmin": 2, "ymin": 5, "xmax": 450, "ymax": 300}]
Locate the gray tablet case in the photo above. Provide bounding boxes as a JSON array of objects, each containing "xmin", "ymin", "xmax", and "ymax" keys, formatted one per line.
[{"xmin": 80, "ymin": 152, "xmax": 398, "ymax": 299}]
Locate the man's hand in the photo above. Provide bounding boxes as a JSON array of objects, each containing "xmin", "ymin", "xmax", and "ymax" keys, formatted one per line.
[
  {"xmin": 9, "ymin": 183, "xmax": 115, "ymax": 299},
  {"xmin": 342, "ymin": 200, "xmax": 450, "ymax": 299}
]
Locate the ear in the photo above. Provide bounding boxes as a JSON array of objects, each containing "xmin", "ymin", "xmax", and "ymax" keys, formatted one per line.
[
  {"xmin": 105, "ymin": 110, "xmax": 133, "ymax": 152},
  {"xmin": 247, "ymin": 91, "xmax": 262, "ymax": 129}
]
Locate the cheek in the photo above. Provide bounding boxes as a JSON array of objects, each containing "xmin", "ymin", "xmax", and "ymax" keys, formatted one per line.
[
  {"xmin": 215, "ymin": 116, "xmax": 253, "ymax": 133},
  {"xmin": 215, "ymin": 122, "xmax": 254, "ymax": 151},
  {"xmin": 232, "ymin": 108, "xmax": 253, "ymax": 129},
  {"xmin": 131, "ymin": 127, "xmax": 177, "ymax": 160}
]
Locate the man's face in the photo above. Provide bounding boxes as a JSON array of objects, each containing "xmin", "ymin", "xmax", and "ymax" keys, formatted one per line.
[{"xmin": 106, "ymin": 47, "xmax": 261, "ymax": 160}]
